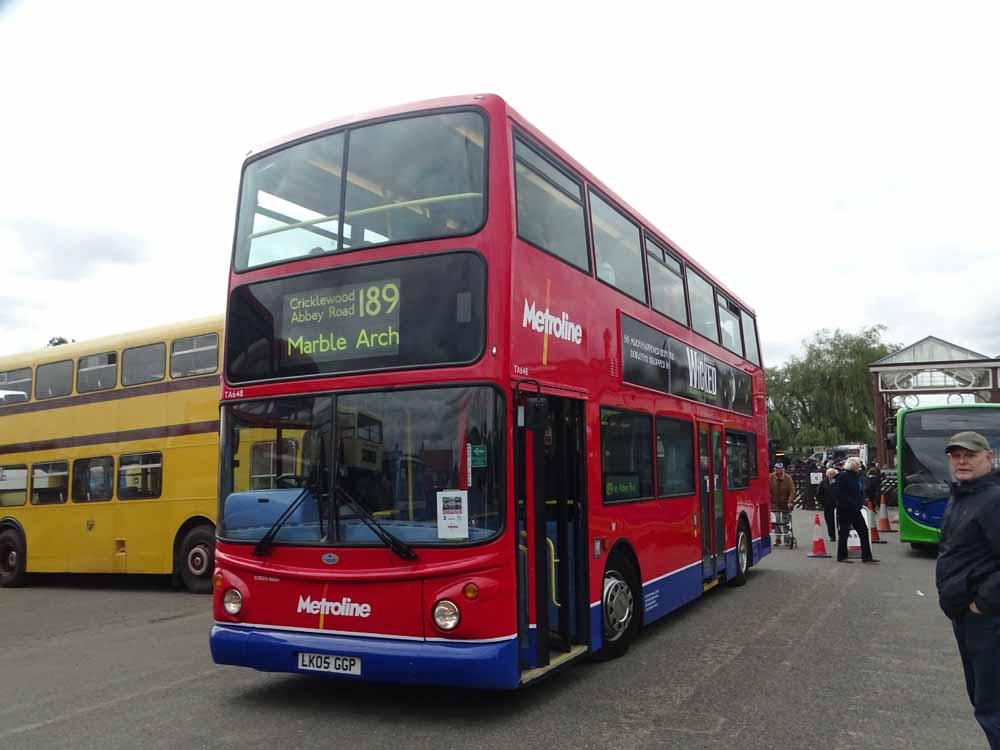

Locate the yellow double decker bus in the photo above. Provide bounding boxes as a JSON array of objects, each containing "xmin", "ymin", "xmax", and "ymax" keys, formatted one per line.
[{"xmin": 0, "ymin": 316, "xmax": 222, "ymax": 593}]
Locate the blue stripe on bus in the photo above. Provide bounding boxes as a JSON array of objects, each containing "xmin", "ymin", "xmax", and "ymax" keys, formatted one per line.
[{"xmin": 210, "ymin": 624, "xmax": 520, "ymax": 690}]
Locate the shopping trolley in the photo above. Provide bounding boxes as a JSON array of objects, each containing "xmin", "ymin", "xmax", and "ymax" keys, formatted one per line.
[{"xmin": 770, "ymin": 508, "xmax": 797, "ymax": 549}]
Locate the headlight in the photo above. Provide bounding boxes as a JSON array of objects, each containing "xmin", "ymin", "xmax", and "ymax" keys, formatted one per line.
[
  {"xmin": 223, "ymin": 588, "xmax": 243, "ymax": 615},
  {"xmin": 433, "ymin": 599, "xmax": 460, "ymax": 630}
]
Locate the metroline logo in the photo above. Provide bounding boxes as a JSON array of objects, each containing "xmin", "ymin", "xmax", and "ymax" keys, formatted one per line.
[
  {"xmin": 297, "ymin": 595, "xmax": 372, "ymax": 618},
  {"xmin": 522, "ymin": 298, "xmax": 583, "ymax": 345}
]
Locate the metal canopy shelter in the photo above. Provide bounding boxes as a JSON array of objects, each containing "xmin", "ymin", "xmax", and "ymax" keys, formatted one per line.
[{"xmin": 869, "ymin": 336, "xmax": 1000, "ymax": 467}]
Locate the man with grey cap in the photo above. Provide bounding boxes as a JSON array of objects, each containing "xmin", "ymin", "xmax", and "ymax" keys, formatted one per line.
[{"xmin": 936, "ymin": 431, "xmax": 1000, "ymax": 749}]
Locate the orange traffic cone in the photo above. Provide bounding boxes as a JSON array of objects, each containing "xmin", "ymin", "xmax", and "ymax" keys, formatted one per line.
[
  {"xmin": 807, "ymin": 514, "xmax": 832, "ymax": 558},
  {"xmin": 868, "ymin": 501, "xmax": 887, "ymax": 544},
  {"xmin": 878, "ymin": 495, "xmax": 895, "ymax": 532}
]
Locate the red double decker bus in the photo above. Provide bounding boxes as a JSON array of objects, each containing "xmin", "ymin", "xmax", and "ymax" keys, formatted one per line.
[{"xmin": 210, "ymin": 94, "xmax": 770, "ymax": 689}]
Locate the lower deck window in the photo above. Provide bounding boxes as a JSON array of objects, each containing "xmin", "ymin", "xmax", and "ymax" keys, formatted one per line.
[
  {"xmin": 0, "ymin": 465, "xmax": 27, "ymax": 506},
  {"xmin": 118, "ymin": 453, "xmax": 163, "ymax": 500},
  {"xmin": 72, "ymin": 457, "xmax": 115, "ymax": 502},
  {"xmin": 31, "ymin": 461, "xmax": 69, "ymax": 504},
  {"xmin": 600, "ymin": 408, "xmax": 653, "ymax": 502}
]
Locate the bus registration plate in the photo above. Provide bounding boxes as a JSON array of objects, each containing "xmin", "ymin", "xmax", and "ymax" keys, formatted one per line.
[{"xmin": 297, "ymin": 652, "xmax": 361, "ymax": 675}]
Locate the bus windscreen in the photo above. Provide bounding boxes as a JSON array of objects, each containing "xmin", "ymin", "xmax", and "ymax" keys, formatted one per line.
[{"xmin": 226, "ymin": 252, "xmax": 486, "ymax": 383}]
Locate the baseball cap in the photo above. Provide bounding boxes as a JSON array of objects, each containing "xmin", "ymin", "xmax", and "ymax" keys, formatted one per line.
[
  {"xmin": 945, "ymin": 431, "xmax": 992, "ymax": 453},
  {"xmin": 774, "ymin": 462, "xmax": 784, "ymax": 469}
]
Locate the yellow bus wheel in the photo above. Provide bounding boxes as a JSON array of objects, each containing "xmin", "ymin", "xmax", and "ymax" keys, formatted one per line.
[
  {"xmin": 0, "ymin": 529, "xmax": 26, "ymax": 588},
  {"xmin": 179, "ymin": 526, "xmax": 215, "ymax": 594}
]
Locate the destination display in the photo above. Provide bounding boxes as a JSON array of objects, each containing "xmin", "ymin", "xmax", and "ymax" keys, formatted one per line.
[
  {"xmin": 281, "ymin": 279, "xmax": 401, "ymax": 365},
  {"xmin": 226, "ymin": 252, "xmax": 486, "ymax": 383},
  {"xmin": 620, "ymin": 314, "xmax": 753, "ymax": 415}
]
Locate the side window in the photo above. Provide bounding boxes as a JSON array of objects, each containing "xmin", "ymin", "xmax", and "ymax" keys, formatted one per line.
[
  {"xmin": 686, "ymin": 269, "xmax": 719, "ymax": 343},
  {"xmin": 0, "ymin": 465, "xmax": 28, "ymax": 506},
  {"xmin": 77, "ymin": 352, "xmax": 118, "ymax": 394},
  {"xmin": 717, "ymin": 294, "xmax": 744, "ymax": 356},
  {"xmin": 31, "ymin": 461, "xmax": 69, "ymax": 504},
  {"xmin": 35, "ymin": 360, "xmax": 73, "ymax": 400},
  {"xmin": 118, "ymin": 452, "xmax": 163, "ymax": 500},
  {"xmin": 600, "ymin": 407, "xmax": 654, "ymax": 502},
  {"xmin": 655, "ymin": 417, "xmax": 695, "ymax": 497},
  {"xmin": 0, "ymin": 368, "xmax": 32, "ymax": 406},
  {"xmin": 590, "ymin": 190, "xmax": 646, "ymax": 303},
  {"xmin": 171, "ymin": 333, "xmax": 219, "ymax": 378},
  {"xmin": 122, "ymin": 343, "xmax": 166, "ymax": 386},
  {"xmin": 741, "ymin": 311, "xmax": 761, "ymax": 366},
  {"xmin": 514, "ymin": 136, "xmax": 590, "ymax": 273},
  {"xmin": 725, "ymin": 432, "xmax": 751, "ymax": 489},
  {"xmin": 646, "ymin": 236, "xmax": 688, "ymax": 326},
  {"xmin": 250, "ymin": 439, "xmax": 298, "ymax": 490},
  {"xmin": 72, "ymin": 457, "xmax": 115, "ymax": 502}
]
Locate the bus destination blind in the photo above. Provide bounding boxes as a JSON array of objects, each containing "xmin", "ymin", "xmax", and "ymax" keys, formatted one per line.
[{"xmin": 281, "ymin": 279, "xmax": 401, "ymax": 366}]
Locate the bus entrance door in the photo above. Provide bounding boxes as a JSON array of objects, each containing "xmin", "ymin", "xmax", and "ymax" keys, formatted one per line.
[
  {"xmin": 697, "ymin": 423, "xmax": 726, "ymax": 583},
  {"xmin": 515, "ymin": 393, "xmax": 588, "ymax": 677}
]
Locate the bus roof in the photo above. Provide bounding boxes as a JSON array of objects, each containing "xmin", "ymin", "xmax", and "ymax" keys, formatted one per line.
[
  {"xmin": 0, "ymin": 315, "xmax": 223, "ymax": 371},
  {"xmin": 243, "ymin": 93, "xmax": 756, "ymax": 317}
]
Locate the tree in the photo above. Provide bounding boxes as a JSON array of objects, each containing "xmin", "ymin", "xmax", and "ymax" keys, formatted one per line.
[
  {"xmin": 766, "ymin": 326, "xmax": 899, "ymax": 454},
  {"xmin": 47, "ymin": 336, "xmax": 73, "ymax": 347}
]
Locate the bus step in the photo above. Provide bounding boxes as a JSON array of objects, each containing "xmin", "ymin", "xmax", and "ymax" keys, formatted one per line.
[{"xmin": 520, "ymin": 644, "xmax": 588, "ymax": 686}]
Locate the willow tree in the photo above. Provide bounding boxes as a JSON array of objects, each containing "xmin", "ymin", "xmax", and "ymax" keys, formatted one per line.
[{"xmin": 766, "ymin": 326, "xmax": 898, "ymax": 453}]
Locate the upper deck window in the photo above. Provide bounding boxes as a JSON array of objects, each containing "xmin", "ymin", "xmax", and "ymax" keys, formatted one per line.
[
  {"xmin": 741, "ymin": 311, "xmax": 761, "ymax": 366},
  {"xmin": 590, "ymin": 191, "xmax": 646, "ymax": 303},
  {"xmin": 717, "ymin": 294, "xmax": 744, "ymax": 357},
  {"xmin": 686, "ymin": 269, "xmax": 719, "ymax": 343},
  {"xmin": 646, "ymin": 236, "xmax": 688, "ymax": 326},
  {"xmin": 514, "ymin": 137, "xmax": 590, "ymax": 273},
  {"xmin": 77, "ymin": 352, "xmax": 118, "ymax": 394},
  {"xmin": 35, "ymin": 360, "xmax": 73, "ymax": 400},
  {"xmin": 0, "ymin": 368, "xmax": 32, "ymax": 406},
  {"xmin": 171, "ymin": 333, "xmax": 219, "ymax": 378},
  {"xmin": 235, "ymin": 111, "xmax": 486, "ymax": 271},
  {"xmin": 122, "ymin": 343, "xmax": 166, "ymax": 386}
]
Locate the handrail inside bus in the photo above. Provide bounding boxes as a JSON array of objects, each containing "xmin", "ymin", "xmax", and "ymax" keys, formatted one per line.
[{"xmin": 248, "ymin": 192, "xmax": 483, "ymax": 241}]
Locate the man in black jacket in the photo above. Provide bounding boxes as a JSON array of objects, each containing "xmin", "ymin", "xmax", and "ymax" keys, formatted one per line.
[
  {"xmin": 936, "ymin": 431, "xmax": 1000, "ymax": 749},
  {"xmin": 834, "ymin": 457, "xmax": 879, "ymax": 563},
  {"xmin": 815, "ymin": 468, "xmax": 839, "ymax": 542}
]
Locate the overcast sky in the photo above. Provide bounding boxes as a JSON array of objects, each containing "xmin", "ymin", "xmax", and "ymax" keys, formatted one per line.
[{"xmin": 1, "ymin": 0, "xmax": 997, "ymax": 367}]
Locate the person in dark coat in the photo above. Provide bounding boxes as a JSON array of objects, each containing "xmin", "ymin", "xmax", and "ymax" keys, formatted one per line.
[
  {"xmin": 866, "ymin": 463, "xmax": 883, "ymax": 511},
  {"xmin": 815, "ymin": 467, "xmax": 839, "ymax": 542},
  {"xmin": 835, "ymin": 457, "xmax": 879, "ymax": 563},
  {"xmin": 936, "ymin": 431, "xmax": 1000, "ymax": 749}
]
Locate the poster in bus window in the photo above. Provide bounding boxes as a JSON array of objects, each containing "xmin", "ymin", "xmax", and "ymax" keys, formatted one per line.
[{"xmin": 436, "ymin": 490, "xmax": 468, "ymax": 540}]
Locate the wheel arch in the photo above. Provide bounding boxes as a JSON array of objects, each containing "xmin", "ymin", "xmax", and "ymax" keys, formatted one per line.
[{"xmin": 0, "ymin": 517, "xmax": 25, "ymax": 537}]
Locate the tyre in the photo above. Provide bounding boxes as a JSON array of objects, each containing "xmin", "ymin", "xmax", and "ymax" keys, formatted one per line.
[
  {"xmin": 727, "ymin": 523, "xmax": 751, "ymax": 587},
  {"xmin": 594, "ymin": 551, "xmax": 642, "ymax": 660},
  {"xmin": 178, "ymin": 525, "xmax": 215, "ymax": 594},
  {"xmin": 0, "ymin": 529, "xmax": 27, "ymax": 588}
]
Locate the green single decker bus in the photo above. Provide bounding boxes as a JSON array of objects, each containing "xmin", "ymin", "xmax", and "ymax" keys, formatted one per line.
[{"xmin": 896, "ymin": 403, "xmax": 1000, "ymax": 547}]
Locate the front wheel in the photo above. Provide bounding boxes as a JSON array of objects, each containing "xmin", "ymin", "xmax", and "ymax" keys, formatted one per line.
[
  {"xmin": 0, "ymin": 529, "xmax": 27, "ymax": 588},
  {"xmin": 727, "ymin": 524, "xmax": 751, "ymax": 587},
  {"xmin": 593, "ymin": 552, "xmax": 641, "ymax": 660},
  {"xmin": 178, "ymin": 525, "xmax": 215, "ymax": 594}
]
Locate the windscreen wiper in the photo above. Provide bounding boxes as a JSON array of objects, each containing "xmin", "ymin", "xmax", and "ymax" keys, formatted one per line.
[
  {"xmin": 335, "ymin": 486, "xmax": 417, "ymax": 561},
  {"xmin": 252, "ymin": 485, "xmax": 313, "ymax": 557}
]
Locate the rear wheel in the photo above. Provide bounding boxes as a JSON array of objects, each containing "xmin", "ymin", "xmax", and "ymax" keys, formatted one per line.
[
  {"xmin": 178, "ymin": 525, "xmax": 215, "ymax": 594},
  {"xmin": 0, "ymin": 529, "xmax": 26, "ymax": 588},
  {"xmin": 594, "ymin": 551, "xmax": 641, "ymax": 660},
  {"xmin": 727, "ymin": 523, "xmax": 751, "ymax": 587}
]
